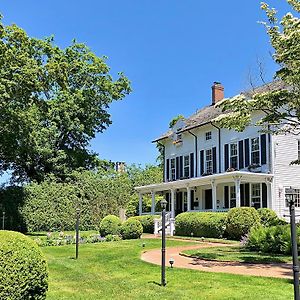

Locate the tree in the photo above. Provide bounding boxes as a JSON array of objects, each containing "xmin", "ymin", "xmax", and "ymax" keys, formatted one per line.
[
  {"xmin": 216, "ymin": 1, "xmax": 300, "ymax": 135},
  {"xmin": 0, "ymin": 16, "xmax": 131, "ymax": 183}
]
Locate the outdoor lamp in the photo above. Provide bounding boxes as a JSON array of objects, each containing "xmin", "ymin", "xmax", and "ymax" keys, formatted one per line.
[
  {"xmin": 142, "ymin": 242, "xmax": 146, "ymax": 248},
  {"xmin": 169, "ymin": 257, "xmax": 175, "ymax": 268},
  {"xmin": 161, "ymin": 199, "xmax": 167, "ymax": 210},
  {"xmin": 285, "ymin": 186, "xmax": 295, "ymax": 204}
]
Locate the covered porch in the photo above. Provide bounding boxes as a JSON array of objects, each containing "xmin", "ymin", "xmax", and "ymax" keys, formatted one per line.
[{"xmin": 135, "ymin": 171, "xmax": 274, "ymax": 218}]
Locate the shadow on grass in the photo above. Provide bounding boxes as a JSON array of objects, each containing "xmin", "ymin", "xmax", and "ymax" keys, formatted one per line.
[{"xmin": 148, "ymin": 281, "xmax": 163, "ymax": 287}]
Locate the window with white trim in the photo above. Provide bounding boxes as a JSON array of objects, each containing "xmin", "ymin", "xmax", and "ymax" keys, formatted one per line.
[
  {"xmin": 230, "ymin": 186, "xmax": 236, "ymax": 208},
  {"xmin": 205, "ymin": 131, "xmax": 212, "ymax": 141},
  {"xmin": 251, "ymin": 137, "xmax": 260, "ymax": 164},
  {"xmin": 205, "ymin": 149, "xmax": 213, "ymax": 174},
  {"xmin": 251, "ymin": 183, "xmax": 261, "ymax": 209},
  {"xmin": 184, "ymin": 155, "xmax": 190, "ymax": 178},
  {"xmin": 170, "ymin": 158, "xmax": 176, "ymax": 181},
  {"xmin": 230, "ymin": 143, "xmax": 238, "ymax": 169},
  {"xmin": 285, "ymin": 188, "xmax": 300, "ymax": 208}
]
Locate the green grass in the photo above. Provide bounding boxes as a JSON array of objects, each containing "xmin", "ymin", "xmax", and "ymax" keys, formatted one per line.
[
  {"xmin": 42, "ymin": 238, "xmax": 294, "ymax": 299},
  {"xmin": 168, "ymin": 235, "xmax": 238, "ymax": 244},
  {"xmin": 182, "ymin": 246, "xmax": 292, "ymax": 264}
]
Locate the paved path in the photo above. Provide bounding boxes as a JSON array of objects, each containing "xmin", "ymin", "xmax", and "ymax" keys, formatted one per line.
[{"xmin": 141, "ymin": 243, "xmax": 293, "ymax": 279}]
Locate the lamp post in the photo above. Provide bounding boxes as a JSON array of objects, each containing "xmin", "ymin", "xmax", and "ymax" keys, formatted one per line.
[
  {"xmin": 161, "ymin": 199, "xmax": 167, "ymax": 287},
  {"xmin": 285, "ymin": 187, "xmax": 299, "ymax": 300},
  {"xmin": 2, "ymin": 211, "xmax": 5, "ymax": 230},
  {"xmin": 75, "ymin": 208, "xmax": 80, "ymax": 259}
]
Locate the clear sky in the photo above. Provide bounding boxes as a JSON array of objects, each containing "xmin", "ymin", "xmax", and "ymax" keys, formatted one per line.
[{"xmin": 0, "ymin": 0, "xmax": 293, "ymax": 170}]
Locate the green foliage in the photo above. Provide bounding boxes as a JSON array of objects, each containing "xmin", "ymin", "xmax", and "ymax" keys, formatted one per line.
[
  {"xmin": 99, "ymin": 215, "xmax": 122, "ymax": 237},
  {"xmin": 130, "ymin": 215, "xmax": 158, "ymax": 233},
  {"xmin": 225, "ymin": 207, "xmax": 261, "ymax": 240},
  {"xmin": 0, "ymin": 17, "xmax": 131, "ymax": 183},
  {"xmin": 0, "ymin": 230, "xmax": 48, "ymax": 299},
  {"xmin": 105, "ymin": 234, "xmax": 122, "ymax": 242},
  {"xmin": 246, "ymin": 225, "xmax": 295, "ymax": 254},
  {"xmin": 257, "ymin": 208, "xmax": 282, "ymax": 227},
  {"xmin": 169, "ymin": 114, "xmax": 185, "ymax": 128},
  {"xmin": 215, "ymin": 1, "xmax": 300, "ymax": 137},
  {"xmin": 175, "ymin": 212, "xmax": 227, "ymax": 238},
  {"xmin": 120, "ymin": 218, "xmax": 143, "ymax": 239}
]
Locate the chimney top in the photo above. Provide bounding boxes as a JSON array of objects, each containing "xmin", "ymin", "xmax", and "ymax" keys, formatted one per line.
[{"xmin": 211, "ymin": 82, "xmax": 224, "ymax": 105}]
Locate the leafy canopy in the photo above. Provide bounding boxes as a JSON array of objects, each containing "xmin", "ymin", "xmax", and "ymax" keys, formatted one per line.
[
  {"xmin": 0, "ymin": 16, "xmax": 131, "ymax": 183},
  {"xmin": 216, "ymin": 1, "xmax": 300, "ymax": 135}
]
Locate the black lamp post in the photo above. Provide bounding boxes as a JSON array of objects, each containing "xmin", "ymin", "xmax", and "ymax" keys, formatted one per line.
[
  {"xmin": 285, "ymin": 187, "xmax": 299, "ymax": 300},
  {"xmin": 75, "ymin": 208, "xmax": 80, "ymax": 259},
  {"xmin": 161, "ymin": 199, "xmax": 167, "ymax": 286}
]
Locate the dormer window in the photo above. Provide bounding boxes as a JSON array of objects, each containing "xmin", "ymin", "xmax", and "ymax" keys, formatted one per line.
[{"xmin": 205, "ymin": 131, "xmax": 212, "ymax": 141}]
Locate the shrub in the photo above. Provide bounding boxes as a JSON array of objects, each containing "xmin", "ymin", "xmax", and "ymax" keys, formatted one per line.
[
  {"xmin": 175, "ymin": 212, "xmax": 227, "ymax": 238},
  {"xmin": 99, "ymin": 215, "xmax": 122, "ymax": 237},
  {"xmin": 225, "ymin": 207, "xmax": 260, "ymax": 240},
  {"xmin": 130, "ymin": 215, "xmax": 158, "ymax": 233},
  {"xmin": 105, "ymin": 234, "xmax": 122, "ymax": 242},
  {"xmin": 257, "ymin": 208, "xmax": 281, "ymax": 227},
  {"xmin": 246, "ymin": 225, "xmax": 295, "ymax": 254},
  {"xmin": 121, "ymin": 218, "xmax": 143, "ymax": 239},
  {"xmin": 0, "ymin": 231, "xmax": 48, "ymax": 299}
]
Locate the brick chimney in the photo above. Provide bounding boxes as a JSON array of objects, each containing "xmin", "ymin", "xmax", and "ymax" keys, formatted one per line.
[{"xmin": 211, "ymin": 82, "xmax": 224, "ymax": 105}]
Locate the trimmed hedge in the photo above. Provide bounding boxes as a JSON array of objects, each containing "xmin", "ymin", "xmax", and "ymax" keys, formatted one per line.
[
  {"xmin": 121, "ymin": 218, "xmax": 143, "ymax": 239},
  {"xmin": 257, "ymin": 208, "xmax": 283, "ymax": 227},
  {"xmin": 0, "ymin": 231, "xmax": 48, "ymax": 299},
  {"xmin": 225, "ymin": 207, "xmax": 261, "ymax": 240},
  {"xmin": 130, "ymin": 215, "xmax": 158, "ymax": 233},
  {"xmin": 99, "ymin": 215, "xmax": 122, "ymax": 236},
  {"xmin": 246, "ymin": 225, "xmax": 295, "ymax": 254},
  {"xmin": 175, "ymin": 212, "xmax": 227, "ymax": 238}
]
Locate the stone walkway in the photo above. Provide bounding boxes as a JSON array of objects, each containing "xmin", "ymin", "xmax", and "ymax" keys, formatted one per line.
[{"xmin": 141, "ymin": 242, "xmax": 293, "ymax": 279}]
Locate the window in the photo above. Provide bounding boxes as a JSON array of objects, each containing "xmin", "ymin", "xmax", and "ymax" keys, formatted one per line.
[
  {"xmin": 170, "ymin": 158, "xmax": 176, "ymax": 181},
  {"xmin": 205, "ymin": 131, "xmax": 212, "ymax": 141},
  {"xmin": 230, "ymin": 186, "xmax": 236, "ymax": 208},
  {"xmin": 286, "ymin": 188, "xmax": 300, "ymax": 208},
  {"xmin": 251, "ymin": 137, "xmax": 260, "ymax": 164},
  {"xmin": 230, "ymin": 143, "xmax": 238, "ymax": 169},
  {"xmin": 184, "ymin": 155, "xmax": 190, "ymax": 178},
  {"xmin": 298, "ymin": 140, "xmax": 300, "ymax": 160},
  {"xmin": 251, "ymin": 183, "xmax": 261, "ymax": 209},
  {"xmin": 205, "ymin": 149, "xmax": 213, "ymax": 174}
]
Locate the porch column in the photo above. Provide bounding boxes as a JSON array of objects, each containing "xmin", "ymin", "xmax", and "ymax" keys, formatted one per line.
[
  {"xmin": 211, "ymin": 180, "xmax": 217, "ymax": 211},
  {"xmin": 151, "ymin": 191, "xmax": 155, "ymax": 215},
  {"xmin": 234, "ymin": 176, "xmax": 241, "ymax": 207},
  {"xmin": 187, "ymin": 186, "xmax": 191, "ymax": 211},
  {"xmin": 266, "ymin": 178, "xmax": 273, "ymax": 209},
  {"xmin": 139, "ymin": 193, "xmax": 143, "ymax": 216},
  {"xmin": 170, "ymin": 189, "xmax": 175, "ymax": 218}
]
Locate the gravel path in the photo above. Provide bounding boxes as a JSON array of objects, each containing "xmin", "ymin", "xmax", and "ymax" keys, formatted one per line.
[{"xmin": 141, "ymin": 243, "xmax": 293, "ymax": 279}]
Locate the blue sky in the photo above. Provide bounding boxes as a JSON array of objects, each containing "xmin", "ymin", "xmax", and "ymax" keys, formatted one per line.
[{"xmin": 0, "ymin": 0, "xmax": 292, "ymax": 171}]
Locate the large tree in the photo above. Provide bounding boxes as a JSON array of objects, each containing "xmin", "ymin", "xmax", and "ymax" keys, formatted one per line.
[
  {"xmin": 0, "ymin": 17, "xmax": 131, "ymax": 183},
  {"xmin": 216, "ymin": 0, "xmax": 300, "ymax": 134}
]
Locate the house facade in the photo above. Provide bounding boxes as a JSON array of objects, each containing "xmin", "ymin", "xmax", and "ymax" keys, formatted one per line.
[{"xmin": 135, "ymin": 82, "xmax": 300, "ymax": 221}]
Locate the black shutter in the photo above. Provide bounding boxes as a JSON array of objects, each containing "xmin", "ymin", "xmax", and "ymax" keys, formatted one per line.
[
  {"xmin": 238, "ymin": 140, "xmax": 244, "ymax": 169},
  {"xmin": 191, "ymin": 190, "xmax": 195, "ymax": 210},
  {"xmin": 179, "ymin": 156, "xmax": 183, "ymax": 179},
  {"xmin": 241, "ymin": 184, "xmax": 245, "ymax": 206},
  {"xmin": 212, "ymin": 147, "xmax": 217, "ymax": 174},
  {"xmin": 224, "ymin": 144, "xmax": 229, "ymax": 171},
  {"xmin": 224, "ymin": 186, "xmax": 229, "ymax": 208},
  {"xmin": 260, "ymin": 134, "xmax": 267, "ymax": 165},
  {"xmin": 200, "ymin": 150, "xmax": 204, "ymax": 176},
  {"xmin": 166, "ymin": 159, "xmax": 170, "ymax": 181},
  {"xmin": 166, "ymin": 192, "xmax": 170, "ymax": 210},
  {"xmin": 245, "ymin": 183, "xmax": 250, "ymax": 206},
  {"xmin": 262, "ymin": 183, "xmax": 267, "ymax": 208},
  {"xmin": 190, "ymin": 153, "xmax": 194, "ymax": 178},
  {"xmin": 244, "ymin": 139, "xmax": 250, "ymax": 167},
  {"xmin": 176, "ymin": 157, "xmax": 179, "ymax": 180}
]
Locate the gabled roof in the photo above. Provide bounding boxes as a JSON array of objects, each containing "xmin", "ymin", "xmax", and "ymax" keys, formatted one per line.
[{"xmin": 152, "ymin": 80, "xmax": 286, "ymax": 143}]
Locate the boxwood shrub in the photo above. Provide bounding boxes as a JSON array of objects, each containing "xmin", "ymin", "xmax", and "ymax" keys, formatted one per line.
[
  {"xmin": 175, "ymin": 212, "xmax": 227, "ymax": 238},
  {"xmin": 257, "ymin": 208, "xmax": 284, "ymax": 227},
  {"xmin": 130, "ymin": 215, "xmax": 158, "ymax": 233},
  {"xmin": 121, "ymin": 218, "xmax": 143, "ymax": 239},
  {"xmin": 99, "ymin": 215, "xmax": 122, "ymax": 237},
  {"xmin": 0, "ymin": 231, "xmax": 48, "ymax": 299},
  {"xmin": 225, "ymin": 207, "xmax": 261, "ymax": 240}
]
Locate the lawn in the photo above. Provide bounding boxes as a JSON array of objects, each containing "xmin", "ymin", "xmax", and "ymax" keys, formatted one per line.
[
  {"xmin": 43, "ymin": 238, "xmax": 294, "ymax": 299},
  {"xmin": 182, "ymin": 246, "xmax": 292, "ymax": 264}
]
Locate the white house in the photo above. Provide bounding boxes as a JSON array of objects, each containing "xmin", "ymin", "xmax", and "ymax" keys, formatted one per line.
[{"xmin": 135, "ymin": 81, "xmax": 300, "ymax": 223}]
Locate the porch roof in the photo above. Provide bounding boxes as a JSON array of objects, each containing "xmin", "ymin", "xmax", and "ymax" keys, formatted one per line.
[{"xmin": 135, "ymin": 171, "xmax": 273, "ymax": 194}]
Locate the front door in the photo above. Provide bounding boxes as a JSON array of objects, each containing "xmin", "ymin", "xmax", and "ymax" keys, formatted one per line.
[
  {"xmin": 176, "ymin": 192, "xmax": 183, "ymax": 215},
  {"xmin": 205, "ymin": 189, "xmax": 213, "ymax": 209}
]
